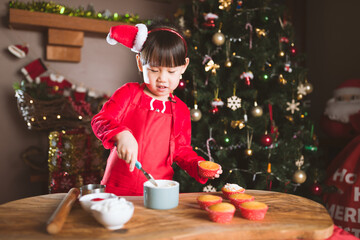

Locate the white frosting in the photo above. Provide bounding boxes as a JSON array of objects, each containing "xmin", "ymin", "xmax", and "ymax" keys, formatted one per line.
[
  {"xmin": 144, "ymin": 180, "xmax": 178, "ymax": 189},
  {"xmin": 159, "ymin": 182, "xmax": 176, "ymax": 188},
  {"xmin": 91, "ymin": 198, "xmax": 132, "ymax": 212},
  {"xmin": 223, "ymin": 183, "xmax": 244, "ymax": 191}
]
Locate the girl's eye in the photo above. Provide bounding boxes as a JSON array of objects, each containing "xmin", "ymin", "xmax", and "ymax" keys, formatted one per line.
[
  {"xmin": 168, "ymin": 71, "xmax": 176, "ymax": 74},
  {"xmin": 149, "ymin": 69, "xmax": 158, "ymax": 72}
]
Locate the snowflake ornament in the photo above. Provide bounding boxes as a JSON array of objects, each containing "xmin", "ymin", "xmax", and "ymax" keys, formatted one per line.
[
  {"xmin": 286, "ymin": 99, "xmax": 300, "ymax": 114},
  {"xmin": 297, "ymin": 83, "xmax": 307, "ymax": 96},
  {"xmin": 227, "ymin": 95, "xmax": 241, "ymax": 111},
  {"xmin": 203, "ymin": 184, "xmax": 217, "ymax": 192}
]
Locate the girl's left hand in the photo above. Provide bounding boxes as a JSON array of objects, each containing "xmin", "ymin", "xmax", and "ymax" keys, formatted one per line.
[{"xmin": 210, "ymin": 166, "xmax": 223, "ymax": 179}]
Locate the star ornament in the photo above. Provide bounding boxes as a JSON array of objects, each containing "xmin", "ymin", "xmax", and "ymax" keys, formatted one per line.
[
  {"xmin": 286, "ymin": 99, "xmax": 300, "ymax": 114},
  {"xmin": 297, "ymin": 83, "xmax": 307, "ymax": 96}
]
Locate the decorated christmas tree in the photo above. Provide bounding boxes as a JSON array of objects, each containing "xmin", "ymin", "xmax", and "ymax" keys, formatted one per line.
[{"xmin": 172, "ymin": 0, "xmax": 324, "ymax": 200}]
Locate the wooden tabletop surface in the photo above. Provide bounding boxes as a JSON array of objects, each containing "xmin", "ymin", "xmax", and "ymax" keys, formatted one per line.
[{"xmin": 0, "ymin": 190, "xmax": 333, "ymax": 240}]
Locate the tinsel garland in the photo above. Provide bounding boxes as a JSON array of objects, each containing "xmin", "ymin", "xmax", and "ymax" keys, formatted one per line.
[
  {"xmin": 9, "ymin": 0, "xmax": 143, "ymax": 24},
  {"xmin": 48, "ymin": 129, "xmax": 106, "ymax": 193}
]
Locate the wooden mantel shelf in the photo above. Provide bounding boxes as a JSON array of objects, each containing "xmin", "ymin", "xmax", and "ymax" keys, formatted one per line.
[
  {"xmin": 8, "ymin": 8, "xmax": 124, "ymax": 34},
  {"xmin": 8, "ymin": 8, "xmax": 130, "ymax": 62}
]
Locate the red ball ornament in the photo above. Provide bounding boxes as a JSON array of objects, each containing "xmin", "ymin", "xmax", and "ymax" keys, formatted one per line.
[
  {"xmin": 311, "ymin": 182, "xmax": 322, "ymax": 195},
  {"xmin": 178, "ymin": 79, "xmax": 186, "ymax": 90},
  {"xmin": 260, "ymin": 133, "xmax": 273, "ymax": 146},
  {"xmin": 290, "ymin": 46, "xmax": 297, "ymax": 56}
]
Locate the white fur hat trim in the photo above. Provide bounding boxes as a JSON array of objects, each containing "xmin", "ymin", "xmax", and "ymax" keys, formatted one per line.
[
  {"xmin": 131, "ymin": 23, "xmax": 148, "ymax": 53},
  {"xmin": 106, "ymin": 33, "xmax": 118, "ymax": 45}
]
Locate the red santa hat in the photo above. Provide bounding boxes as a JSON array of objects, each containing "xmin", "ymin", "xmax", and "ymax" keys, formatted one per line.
[
  {"xmin": 106, "ymin": 23, "xmax": 148, "ymax": 53},
  {"xmin": 334, "ymin": 79, "xmax": 360, "ymax": 97},
  {"xmin": 8, "ymin": 44, "xmax": 29, "ymax": 58}
]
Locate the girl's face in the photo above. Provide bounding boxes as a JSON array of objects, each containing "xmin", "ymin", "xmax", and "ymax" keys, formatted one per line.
[{"xmin": 136, "ymin": 54, "xmax": 189, "ymax": 101}]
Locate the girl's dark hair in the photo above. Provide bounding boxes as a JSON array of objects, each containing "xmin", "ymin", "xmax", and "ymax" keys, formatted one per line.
[{"xmin": 140, "ymin": 23, "xmax": 187, "ymax": 67}]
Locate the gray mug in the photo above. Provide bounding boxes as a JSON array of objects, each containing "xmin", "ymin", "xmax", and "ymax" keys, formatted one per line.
[{"xmin": 143, "ymin": 180, "xmax": 179, "ymax": 210}]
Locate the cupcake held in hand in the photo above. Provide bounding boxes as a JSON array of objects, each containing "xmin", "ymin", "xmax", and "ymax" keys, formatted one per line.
[{"xmin": 198, "ymin": 161, "xmax": 222, "ymax": 178}]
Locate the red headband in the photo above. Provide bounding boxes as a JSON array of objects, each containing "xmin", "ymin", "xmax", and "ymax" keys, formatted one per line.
[{"xmin": 148, "ymin": 28, "xmax": 188, "ymax": 57}]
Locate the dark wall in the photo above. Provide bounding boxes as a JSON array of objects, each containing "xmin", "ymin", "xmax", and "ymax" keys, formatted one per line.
[{"xmin": 305, "ymin": 0, "xmax": 360, "ymax": 135}]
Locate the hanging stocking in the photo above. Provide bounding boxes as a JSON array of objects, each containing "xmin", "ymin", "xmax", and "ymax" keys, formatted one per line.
[{"xmin": 21, "ymin": 58, "xmax": 47, "ymax": 82}]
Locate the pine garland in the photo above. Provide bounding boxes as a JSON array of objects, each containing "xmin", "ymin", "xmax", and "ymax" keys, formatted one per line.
[{"xmin": 8, "ymin": 0, "xmax": 144, "ymax": 24}]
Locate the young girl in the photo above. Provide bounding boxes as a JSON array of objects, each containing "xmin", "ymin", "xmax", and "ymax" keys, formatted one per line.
[{"xmin": 91, "ymin": 23, "xmax": 222, "ymax": 196}]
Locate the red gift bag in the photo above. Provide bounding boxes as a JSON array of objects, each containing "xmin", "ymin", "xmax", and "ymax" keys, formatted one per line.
[{"xmin": 324, "ymin": 135, "xmax": 360, "ymax": 238}]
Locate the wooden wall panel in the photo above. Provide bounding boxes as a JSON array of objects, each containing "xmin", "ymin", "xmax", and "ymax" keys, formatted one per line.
[
  {"xmin": 48, "ymin": 29, "xmax": 84, "ymax": 47},
  {"xmin": 46, "ymin": 45, "xmax": 81, "ymax": 62}
]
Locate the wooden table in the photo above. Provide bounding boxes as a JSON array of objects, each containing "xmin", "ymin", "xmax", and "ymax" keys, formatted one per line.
[{"xmin": 0, "ymin": 190, "xmax": 333, "ymax": 240}]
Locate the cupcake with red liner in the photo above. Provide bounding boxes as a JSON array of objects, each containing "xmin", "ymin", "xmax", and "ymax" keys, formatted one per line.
[
  {"xmin": 206, "ymin": 202, "xmax": 236, "ymax": 223},
  {"xmin": 198, "ymin": 161, "xmax": 220, "ymax": 178},
  {"xmin": 221, "ymin": 183, "xmax": 245, "ymax": 199},
  {"xmin": 229, "ymin": 193, "xmax": 254, "ymax": 208},
  {"xmin": 197, "ymin": 194, "xmax": 222, "ymax": 210},
  {"xmin": 239, "ymin": 201, "xmax": 268, "ymax": 220}
]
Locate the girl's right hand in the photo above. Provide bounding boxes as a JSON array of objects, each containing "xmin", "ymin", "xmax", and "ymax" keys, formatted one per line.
[{"xmin": 114, "ymin": 130, "xmax": 138, "ymax": 172}]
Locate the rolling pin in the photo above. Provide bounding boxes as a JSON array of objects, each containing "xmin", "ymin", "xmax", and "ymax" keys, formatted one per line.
[{"xmin": 46, "ymin": 187, "xmax": 80, "ymax": 234}]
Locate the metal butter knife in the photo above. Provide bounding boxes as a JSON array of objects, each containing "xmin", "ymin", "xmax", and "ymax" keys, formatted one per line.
[{"xmin": 135, "ymin": 161, "xmax": 158, "ymax": 187}]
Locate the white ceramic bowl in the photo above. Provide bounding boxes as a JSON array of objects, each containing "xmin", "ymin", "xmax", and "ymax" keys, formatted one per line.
[
  {"xmin": 90, "ymin": 198, "xmax": 134, "ymax": 230},
  {"xmin": 79, "ymin": 192, "xmax": 118, "ymax": 212}
]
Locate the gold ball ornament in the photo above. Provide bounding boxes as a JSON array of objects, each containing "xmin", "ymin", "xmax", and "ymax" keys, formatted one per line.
[
  {"xmin": 297, "ymin": 94, "xmax": 303, "ymax": 100},
  {"xmin": 245, "ymin": 148, "xmax": 253, "ymax": 156},
  {"xmin": 212, "ymin": 31, "xmax": 225, "ymax": 46},
  {"xmin": 251, "ymin": 106, "xmax": 263, "ymax": 117},
  {"xmin": 224, "ymin": 59, "xmax": 232, "ymax": 68},
  {"xmin": 190, "ymin": 108, "xmax": 202, "ymax": 122},
  {"xmin": 292, "ymin": 169, "xmax": 307, "ymax": 184},
  {"xmin": 304, "ymin": 82, "xmax": 314, "ymax": 94},
  {"xmin": 184, "ymin": 29, "xmax": 192, "ymax": 38}
]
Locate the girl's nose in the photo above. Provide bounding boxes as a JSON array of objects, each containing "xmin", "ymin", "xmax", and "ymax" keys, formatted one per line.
[{"xmin": 157, "ymin": 71, "xmax": 167, "ymax": 82}]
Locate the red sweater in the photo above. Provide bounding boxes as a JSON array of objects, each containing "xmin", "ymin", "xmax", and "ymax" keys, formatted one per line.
[{"xmin": 91, "ymin": 82, "xmax": 207, "ymax": 195}]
